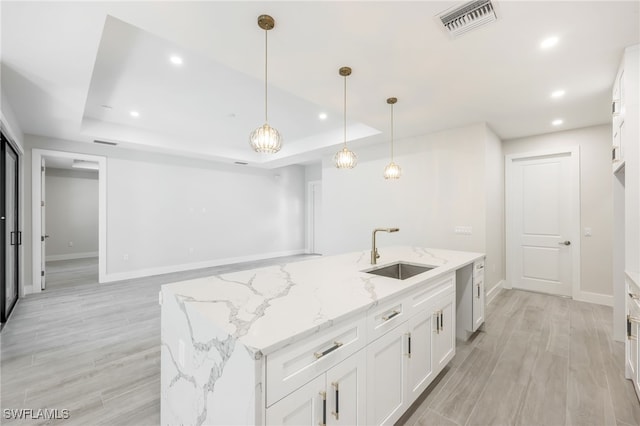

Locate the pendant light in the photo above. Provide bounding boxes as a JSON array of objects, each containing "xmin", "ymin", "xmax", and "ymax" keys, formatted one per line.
[
  {"xmin": 334, "ymin": 66, "xmax": 357, "ymax": 169},
  {"xmin": 249, "ymin": 15, "xmax": 282, "ymax": 153},
  {"xmin": 383, "ymin": 97, "xmax": 401, "ymax": 179}
]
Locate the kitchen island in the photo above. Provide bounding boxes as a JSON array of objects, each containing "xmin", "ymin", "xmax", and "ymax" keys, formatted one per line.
[{"xmin": 161, "ymin": 246, "xmax": 484, "ymax": 425}]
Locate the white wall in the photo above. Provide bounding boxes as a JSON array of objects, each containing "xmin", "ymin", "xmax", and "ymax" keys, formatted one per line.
[
  {"xmin": 484, "ymin": 127, "xmax": 505, "ymax": 295},
  {"xmin": 503, "ymin": 124, "xmax": 613, "ymax": 300},
  {"xmin": 45, "ymin": 168, "xmax": 98, "ymax": 260},
  {"xmin": 321, "ymin": 123, "xmax": 504, "ymax": 291},
  {"xmin": 23, "ymin": 135, "xmax": 306, "ymax": 287}
]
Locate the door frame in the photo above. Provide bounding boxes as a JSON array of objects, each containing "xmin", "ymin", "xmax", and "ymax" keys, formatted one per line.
[
  {"xmin": 306, "ymin": 180, "xmax": 321, "ymax": 254},
  {"xmin": 505, "ymin": 147, "xmax": 581, "ymax": 300},
  {"xmin": 1, "ymin": 130, "xmax": 21, "ymax": 323},
  {"xmin": 31, "ymin": 149, "xmax": 107, "ymax": 293}
]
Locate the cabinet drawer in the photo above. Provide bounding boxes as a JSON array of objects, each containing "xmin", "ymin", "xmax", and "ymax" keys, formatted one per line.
[
  {"xmin": 406, "ymin": 272, "xmax": 455, "ymax": 317},
  {"xmin": 266, "ymin": 317, "xmax": 366, "ymax": 407},
  {"xmin": 366, "ymin": 295, "xmax": 407, "ymax": 344}
]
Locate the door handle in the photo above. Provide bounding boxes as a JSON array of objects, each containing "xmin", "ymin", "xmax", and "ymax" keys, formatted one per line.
[
  {"xmin": 10, "ymin": 231, "xmax": 16, "ymax": 246},
  {"xmin": 558, "ymin": 241, "xmax": 571, "ymax": 246}
]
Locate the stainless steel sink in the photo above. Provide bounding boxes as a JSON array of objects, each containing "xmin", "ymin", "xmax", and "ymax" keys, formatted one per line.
[{"xmin": 363, "ymin": 262, "xmax": 435, "ymax": 280}]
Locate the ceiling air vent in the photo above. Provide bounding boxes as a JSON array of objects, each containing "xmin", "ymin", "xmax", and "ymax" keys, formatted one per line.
[{"xmin": 438, "ymin": 0, "xmax": 497, "ymax": 38}]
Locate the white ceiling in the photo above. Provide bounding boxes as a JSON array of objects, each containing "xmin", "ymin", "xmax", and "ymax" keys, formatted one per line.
[{"xmin": 2, "ymin": 1, "xmax": 639, "ymax": 168}]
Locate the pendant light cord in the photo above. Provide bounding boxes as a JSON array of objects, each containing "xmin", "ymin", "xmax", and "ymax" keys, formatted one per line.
[
  {"xmin": 264, "ymin": 29, "xmax": 268, "ymax": 123},
  {"xmin": 343, "ymin": 75, "xmax": 347, "ymax": 148},
  {"xmin": 390, "ymin": 103, "xmax": 394, "ymax": 161}
]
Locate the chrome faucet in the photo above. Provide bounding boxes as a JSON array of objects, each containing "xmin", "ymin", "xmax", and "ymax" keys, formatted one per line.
[{"xmin": 371, "ymin": 228, "xmax": 400, "ymax": 264}]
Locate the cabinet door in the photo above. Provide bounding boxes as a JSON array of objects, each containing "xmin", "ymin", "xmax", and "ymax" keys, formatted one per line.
[
  {"xmin": 434, "ymin": 293, "xmax": 456, "ymax": 372},
  {"xmin": 406, "ymin": 310, "xmax": 434, "ymax": 400},
  {"xmin": 326, "ymin": 350, "xmax": 366, "ymax": 425},
  {"xmin": 266, "ymin": 375, "xmax": 325, "ymax": 426},
  {"xmin": 472, "ymin": 276, "xmax": 485, "ymax": 331},
  {"xmin": 366, "ymin": 324, "xmax": 407, "ymax": 426}
]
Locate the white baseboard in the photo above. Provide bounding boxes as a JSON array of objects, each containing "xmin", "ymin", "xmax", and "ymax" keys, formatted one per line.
[
  {"xmin": 101, "ymin": 249, "xmax": 307, "ymax": 283},
  {"xmin": 46, "ymin": 252, "xmax": 99, "ymax": 262},
  {"xmin": 575, "ymin": 291, "xmax": 613, "ymax": 307},
  {"xmin": 486, "ymin": 280, "xmax": 505, "ymax": 305}
]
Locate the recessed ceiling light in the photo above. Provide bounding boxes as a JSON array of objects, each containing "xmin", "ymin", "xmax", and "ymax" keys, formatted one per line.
[
  {"xmin": 540, "ymin": 36, "xmax": 559, "ymax": 49},
  {"xmin": 170, "ymin": 55, "xmax": 183, "ymax": 65},
  {"xmin": 130, "ymin": 111, "xmax": 140, "ymax": 118},
  {"xmin": 551, "ymin": 90, "xmax": 565, "ymax": 99},
  {"xmin": 319, "ymin": 113, "xmax": 328, "ymax": 120},
  {"xmin": 552, "ymin": 119, "xmax": 563, "ymax": 126}
]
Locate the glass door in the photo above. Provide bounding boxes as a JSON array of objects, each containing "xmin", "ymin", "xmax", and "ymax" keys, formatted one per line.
[{"xmin": 1, "ymin": 131, "xmax": 20, "ymax": 324}]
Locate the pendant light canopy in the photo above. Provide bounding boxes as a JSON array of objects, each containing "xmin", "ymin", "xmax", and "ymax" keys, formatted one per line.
[
  {"xmin": 250, "ymin": 14, "xmax": 282, "ymax": 154},
  {"xmin": 334, "ymin": 66, "xmax": 357, "ymax": 169},
  {"xmin": 383, "ymin": 97, "xmax": 401, "ymax": 179}
]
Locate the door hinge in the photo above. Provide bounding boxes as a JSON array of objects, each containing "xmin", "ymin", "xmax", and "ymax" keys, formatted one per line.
[
  {"xmin": 41, "ymin": 200, "xmax": 45, "ymax": 207},
  {"xmin": 41, "ymin": 270, "xmax": 45, "ymax": 276}
]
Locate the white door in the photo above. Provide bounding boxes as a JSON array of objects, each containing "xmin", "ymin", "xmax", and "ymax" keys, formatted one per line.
[
  {"xmin": 40, "ymin": 157, "xmax": 47, "ymax": 290},
  {"xmin": 506, "ymin": 150, "xmax": 579, "ymax": 297},
  {"xmin": 325, "ymin": 350, "xmax": 366, "ymax": 425},
  {"xmin": 266, "ymin": 375, "xmax": 325, "ymax": 425}
]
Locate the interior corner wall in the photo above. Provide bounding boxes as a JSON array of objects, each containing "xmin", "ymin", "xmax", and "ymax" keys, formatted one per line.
[
  {"xmin": 503, "ymin": 124, "xmax": 613, "ymax": 300},
  {"xmin": 321, "ymin": 124, "xmax": 488, "ymax": 258},
  {"xmin": 483, "ymin": 125, "xmax": 505, "ymax": 294},
  {"xmin": 45, "ymin": 168, "xmax": 99, "ymax": 260},
  {"xmin": 23, "ymin": 135, "xmax": 307, "ymax": 287}
]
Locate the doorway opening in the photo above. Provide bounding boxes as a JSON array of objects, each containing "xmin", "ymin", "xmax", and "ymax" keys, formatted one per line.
[
  {"xmin": 306, "ymin": 180, "xmax": 322, "ymax": 255},
  {"xmin": 31, "ymin": 149, "xmax": 107, "ymax": 293}
]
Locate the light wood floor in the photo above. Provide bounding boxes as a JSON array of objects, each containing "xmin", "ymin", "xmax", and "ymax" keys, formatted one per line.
[{"xmin": 2, "ymin": 258, "xmax": 639, "ymax": 425}]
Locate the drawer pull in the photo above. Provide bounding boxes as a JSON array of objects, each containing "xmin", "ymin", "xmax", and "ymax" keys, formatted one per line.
[
  {"xmin": 477, "ymin": 284, "xmax": 481, "ymax": 299},
  {"xmin": 382, "ymin": 310, "xmax": 400, "ymax": 321},
  {"xmin": 314, "ymin": 341, "xmax": 343, "ymax": 359},
  {"xmin": 476, "ymin": 264, "xmax": 484, "ymax": 270},
  {"xmin": 629, "ymin": 293, "xmax": 640, "ymax": 300},
  {"xmin": 406, "ymin": 333, "xmax": 412, "ymax": 358},
  {"xmin": 331, "ymin": 382, "xmax": 339, "ymax": 420}
]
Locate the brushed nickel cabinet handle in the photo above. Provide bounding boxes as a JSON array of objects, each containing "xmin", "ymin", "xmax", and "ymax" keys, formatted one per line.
[
  {"xmin": 382, "ymin": 310, "xmax": 400, "ymax": 321},
  {"xmin": 314, "ymin": 341, "xmax": 343, "ymax": 359},
  {"xmin": 331, "ymin": 382, "xmax": 339, "ymax": 420},
  {"xmin": 319, "ymin": 391, "xmax": 326, "ymax": 426}
]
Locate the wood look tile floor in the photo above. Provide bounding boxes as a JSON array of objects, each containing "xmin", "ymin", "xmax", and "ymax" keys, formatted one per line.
[{"xmin": 1, "ymin": 257, "xmax": 639, "ymax": 426}]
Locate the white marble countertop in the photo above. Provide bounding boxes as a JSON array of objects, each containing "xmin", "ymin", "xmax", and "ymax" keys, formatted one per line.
[{"xmin": 161, "ymin": 246, "xmax": 484, "ymax": 357}]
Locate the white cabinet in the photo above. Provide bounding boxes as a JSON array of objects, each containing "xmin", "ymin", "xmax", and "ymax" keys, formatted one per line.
[
  {"xmin": 366, "ymin": 274, "xmax": 456, "ymax": 426},
  {"xmin": 267, "ymin": 350, "xmax": 367, "ymax": 425},
  {"xmin": 366, "ymin": 322, "xmax": 408, "ymax": 425},
  {"xmin": 626, "ymin": 276, "xmax": 640, "ymax": 401},
  {"xmin": 406, "ymin": 310, "xmax": 434, "ymax": 401},
  {"xmin": 433, "ymin": 292, "xmax": 456, "ymax": 371},
  {"xmin": 456, "ymin": 259, "xmax": 486, "ymax": 341},
  {"xmin": 267, "ymin": 270, "xmax": 461, "ymax": 426},
  {"xmin": 472, "ymin": 262, "xmax": 486, "ymax": 331}
]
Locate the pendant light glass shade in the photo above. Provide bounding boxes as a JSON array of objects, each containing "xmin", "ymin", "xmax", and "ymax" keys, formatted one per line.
[
  {"xmin": 383, "ymin": 97, "xmax": 401, "ymax": 179},
  {"xmin": 250, "ymin": 15, "xmax": 282, "ymax": 153},
  {"xmin": 334, "ymin": 146, "xmax": 358, "ymax": 169},
  {"xmin": 334, "ymin": 66, "xmax": 357, "ymax": 169},
  {"xmin": 384, "ymin": 161, "xmax": 401, "ymax": 179},
  {"xmin": 250, "ymin": 123, "xmax": 281, "ymax": 153}
]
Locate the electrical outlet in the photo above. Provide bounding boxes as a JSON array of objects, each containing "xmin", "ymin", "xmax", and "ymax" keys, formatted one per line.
[{"xmin": 454, "ymin": 226, "xmax": 473, "ymax": 235}]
